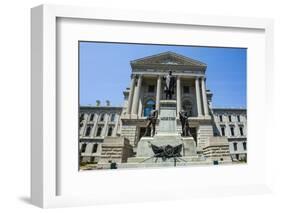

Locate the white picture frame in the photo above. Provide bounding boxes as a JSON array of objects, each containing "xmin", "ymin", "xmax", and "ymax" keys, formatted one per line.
[{"xmin": 31, "ymin": 4, "xmax": 274, "ymax": 208}]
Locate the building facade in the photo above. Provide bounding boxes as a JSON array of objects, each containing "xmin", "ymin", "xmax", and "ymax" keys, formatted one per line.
[
  {"xmin": 79, "ymin": 105, "xmax": 123, "ymax": 163},
  {"xmin": 79, "ymin": 51, "xmax": 247, "ymax": 166},
  {"xmin": 212, "ymin": 108, "xmax": 247, "ymax": 161}
]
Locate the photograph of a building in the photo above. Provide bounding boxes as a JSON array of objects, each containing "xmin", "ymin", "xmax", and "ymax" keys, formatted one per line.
[{"xmin": 79, "ymin": 44, "xmax": 247, "ymax": 170}]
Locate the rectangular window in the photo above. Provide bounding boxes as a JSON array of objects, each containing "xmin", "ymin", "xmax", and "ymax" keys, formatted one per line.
[
  {"xmin": 237, "ymin": 115, "xmax": 240, "ymax": 122},
  {"xmin": 148, "ymin": 85, "xmax": 155, "ymax": 93},
  {"xmin": 81, "ymin": 144, "xmax": 87, "ymax": 153},
  {"xmin": 243, "ymin": 142, "xmax": 247, "ymax": 150},
  {"xmin": 233, "ymin": 143, "xmax": 238, "ymax": 151},
  {"xmin": 89, "ymin": 113, "xmax": 95, "ymax": 121},
  {"xmin": 100, "ymin": 114, "xmax": 105, "ymax": 122},
  {"xmin": 240, "ymin": 127, "xmax": 244, "ymax": 136},
  {"xmin": 219, "ymin": 115, "xmax": 223, "ymax": 122},
  {"xmin": 230, "ymin": 127, "xmax": 235, "ymax": 136},
  {"xmin": 221, "ymin": 127, "xmax": 225, "ymax": 136},
  {"xmin": 228, "ymin": 115, "xmax": 232, "ymax": 122},
  {"xmin": 110, "ymin": 113, "xmax": 115, "ymax": 122},
  {"xmin": 85, "ymin": 126, "xmax": 92, "ymax": 136},
  {"xmin": 92, "ymin": 144, "xmax": 98, "ymax": 153},
  {"xmin": 183, "ymin": 86, "xmax": 190, "ymax": 94},
  {"xmin": 96, "ymin": 126, "xmax": 102, "ymax": 137}
]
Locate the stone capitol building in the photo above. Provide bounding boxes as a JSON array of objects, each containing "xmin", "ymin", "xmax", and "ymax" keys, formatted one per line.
[{"xmin": 79, "ymin": 51, "xmax": 247, "ymax": 169}]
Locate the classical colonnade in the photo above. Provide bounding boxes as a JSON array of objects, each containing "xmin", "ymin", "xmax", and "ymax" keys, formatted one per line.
[{"xmin": 126, "ymin": 74, "xmax": 210, "ymax": 117}]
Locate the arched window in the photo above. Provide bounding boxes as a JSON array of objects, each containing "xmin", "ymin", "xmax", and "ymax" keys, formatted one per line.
[
  {"xmin": 143, "ymin": 99, "xmax": 155, "ymax": 117},
  {"xmin": 107, "ymin": 127, "xmax": 113, "ymax": 136},
  {"xmin": 96, "ymin": 127, "xmax": 102, "ymax": 137},
  {"xmin": 100, "ymin": 113, "xmax": 105, "ymax": 122},
  {"xmin": 182, "ymin": 100, "xmax": 192, "ymax": 116}
]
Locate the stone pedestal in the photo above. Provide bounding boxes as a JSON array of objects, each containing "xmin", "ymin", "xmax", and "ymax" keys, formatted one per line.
[
  {"xmin": 98, "ymin": 136, "xmax": 134, "ymax": 164},
  {"xmin": 133, "ymin": 100, "xmax": 182, "ymax": 162},
  {"xmin": 182, "ymin": 137, "xmax": 197, "ymax": 156},
  {"xmin": 126, "ymin": 100, "xmax": 205, "ymax": 166},
  {"xmin": 202, "ymin": 136, "xmax": 232, "ymax": 163}
]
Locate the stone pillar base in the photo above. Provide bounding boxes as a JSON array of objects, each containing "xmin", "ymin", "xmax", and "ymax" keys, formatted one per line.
[
  {"xmin": 98, "ymin": 136, "xmax": 134, "ymax": 164},
  {"xmin": 203, "ymin": 136, "xmax": 232, "ymax": 163}
]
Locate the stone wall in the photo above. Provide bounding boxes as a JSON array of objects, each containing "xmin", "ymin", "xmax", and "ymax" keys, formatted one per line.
[
  {"xmin": 121, "ymin": 125, "xmax": 137, "ymax": 146},
  {"xmin": 197, "ymin": 124, "xmax": 214, "ymax": 149},
  {"xmin": 99, "ymin": 136, "xmax": 134, "ymax": 164},
  {"xmin": 203, "ymin": 136, "xmax": 232, "ymax": 162}
]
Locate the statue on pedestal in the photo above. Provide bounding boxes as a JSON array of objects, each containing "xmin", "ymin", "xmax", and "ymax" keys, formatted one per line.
[
  {"xmin": 179, "ymin": 110, "xmax": 191, "ymax": 137},
  {"xmin": 144, "ymin": 109, "xmax": 158, "ymax": 137},
  {"xmin": 163, "ymin": 71, "xmax": 176, "ymax": 100}
]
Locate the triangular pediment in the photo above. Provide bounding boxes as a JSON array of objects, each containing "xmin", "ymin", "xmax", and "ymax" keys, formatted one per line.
[{"xmin": 130, "ymin": 51, "xmax": 206, "ymax": 68}]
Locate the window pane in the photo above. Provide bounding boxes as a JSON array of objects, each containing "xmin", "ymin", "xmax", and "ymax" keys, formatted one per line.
[
  {"xmin": 237, "ymin": 115, "xmax": 240, "ymax": 122},
  {"xmin": 231, "ymin": 127, "xmax": 234, "ymax": 136},
  {"xmin": 96, "ymin": 127, "xmax": 102, "ymax": 136},
  {"xmin": 143, "ymin": 99, "xmax": 155, "ymax": 117},
  {"xmin": 107, "ymin": 127, "xmax": 113, "ymax": 136},
  {"xmin": 233, "ymin": 143, "xmax": 237, "ymax": 151},
  {"xmin": 243, "ymin": 142, "xmax": 247, "ymax": 150},
  {"xmin": 85, "ymin": 126, "xmax": 92, "ymax": 136},
  {"xmin": 81, "ymin": 144, "xmax": 87, "ymax": 153},
  {"xmin": 111, "ymin": 114, "xmax": 115, "ymax": 122},
  {"xmin": 240, "ymin": 127, "xmax": 244, "ymax": 136},
  {"xmin": 100, "ymin": 114, "xmax": 105, "ymax": 121},
  {"xmin": 221, "ymin": 127, "xmax": 225, "ymax": 136},
  {"xmin": 89, "ymin": 113, "xmax": 95, "ymax": 121},
  {"xmin": 92, "ymin": 144, "xmax": 98, "ymax": 153}
]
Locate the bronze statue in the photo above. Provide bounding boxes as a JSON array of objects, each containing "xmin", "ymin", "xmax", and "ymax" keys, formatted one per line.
[
  {"xmin": 163, "ymin": 71, "xmax": 176, "ymax": 100},
  {"xmin": 179, "ymin": 110, "xmax": 191, "ymax": 137},
  {"xmin": 144, "ymin": 109, "xmax": 158, "ymax": 137}
]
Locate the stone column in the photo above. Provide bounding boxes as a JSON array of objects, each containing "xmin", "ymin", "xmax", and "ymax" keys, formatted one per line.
[
  {"xmin": 127, "ymin": 75, "xmax": 136, "ymax": 115},
  {"xmin": 113, "ymin": 113, "xmax": 119, "ymax": 136},
  {"xmin": 131, "ymin": 75, "xmax": 143, "ymax": 115},
  {"xmin": 176, "ymin": 76, "xmax": 181, "ymax": 114},
  {"xmin": 156, "ymin": 75, "xmax": 162, "ymax": 111},
  {"xmin": 81, "ymin": 113, "xmax": 90, "ymax": 136},
  {"xmin": 91, "ymin": 113, "xmax": 99, "ymax": 137},
  {"xmin": 195, "ymin": 77, "xmax": 202, "ymax": 116},
  {"xmin": 101, "ymin": 113, "xmax": 110, "ymax": 136},
  {"xmin": 79, "ymin": 113, "xmax": 87, "ymax": 136},
  {"xmin": 201, "ymin": 77, "xmax": 209, "ymax": 116}
]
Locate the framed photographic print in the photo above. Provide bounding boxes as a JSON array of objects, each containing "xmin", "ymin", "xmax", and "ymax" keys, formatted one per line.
[
  {"xmin": 31, "ymin": 4, "xmax": 274, "ymax": 208},
  {"xmin": 78, "ymin": 42, "xmax": 247, "ymax": 170}
]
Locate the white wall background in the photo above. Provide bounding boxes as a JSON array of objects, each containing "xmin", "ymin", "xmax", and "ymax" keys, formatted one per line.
[{"xmin": 0, "ymin": 0, "xmax": 280, "ymax": 212}]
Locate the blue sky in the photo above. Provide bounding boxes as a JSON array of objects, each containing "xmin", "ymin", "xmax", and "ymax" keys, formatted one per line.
[{"xmin": 79, "ymin": 42, "xmax": 246, "ymax": 108}]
